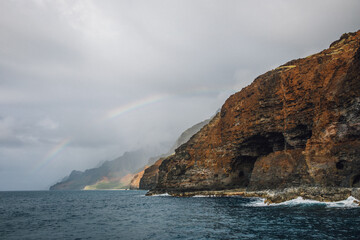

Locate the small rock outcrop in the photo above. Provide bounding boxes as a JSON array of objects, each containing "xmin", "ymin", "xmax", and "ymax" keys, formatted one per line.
[
  {"xmin": 139, "ymin": 159, "xmax": 164, "ymax": 190},
  {"xmin": 148, "ymin": 30, "xmax": 360, "ymax": 201}
]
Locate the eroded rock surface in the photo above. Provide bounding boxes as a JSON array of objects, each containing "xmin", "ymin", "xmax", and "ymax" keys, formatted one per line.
[
  {"xmin": 130, "ymin": 167, "xmax": 147, "ymax": 189},
  {"xmin": 139, "ymin": 158, "xmax": 164, "ymax": 190},
  {"xmin": 149, "ymin": 31, "xmax": 360, "ymax": 198}
]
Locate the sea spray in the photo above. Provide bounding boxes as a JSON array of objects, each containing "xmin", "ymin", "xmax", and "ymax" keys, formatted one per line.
[{"xmin": 247, "ymin": 196, "xmax": 360, "ymax": 208}]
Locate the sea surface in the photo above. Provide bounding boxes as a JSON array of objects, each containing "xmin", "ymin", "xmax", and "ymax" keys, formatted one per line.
[{"xmin": 0, "ymin": 190, "xmax": 359, "ymax": 240}]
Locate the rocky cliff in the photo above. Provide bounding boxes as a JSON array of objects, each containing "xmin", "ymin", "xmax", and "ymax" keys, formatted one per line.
[
  {"xmin": 129, "ymin": 167, "xmax": 147, "ymax": 189},
  {"xmin": 139, "ymin": 158, "xmax": 164, "ymax": 190},
  {"xmin": 148, "ymin": 31, "xmax": 360, "ymax": 201}
]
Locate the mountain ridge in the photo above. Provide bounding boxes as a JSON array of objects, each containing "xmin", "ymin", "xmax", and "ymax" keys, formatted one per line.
[{"xmin": 50, "ymin": 149, "xmax": 154, "ymax": 190}]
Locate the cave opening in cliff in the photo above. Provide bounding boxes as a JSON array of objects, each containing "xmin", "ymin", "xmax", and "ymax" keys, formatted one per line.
[
  {"xmin": 232, "ymin": 132, "xmax": 287, "ymax": 187},
  {"xmin": 238, "ymin": 132, "xmax": 286, "ymax": 157},
  {"xmin": 336, "ymin": 160, "xmax": 346, "ymax": 170},
  {"xmin": 231, "ymin": 156, "xmax": 257, "ymax": 187}
]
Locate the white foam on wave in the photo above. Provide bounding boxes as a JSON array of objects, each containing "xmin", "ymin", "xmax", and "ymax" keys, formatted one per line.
[
  {"xmin": 193, "ymin": 195, "xmax": 218, "ymax": 197},
  {"xmin": 246, "ymin": 197, "xmax": 268, "ymax": 207},
  {"xmin": 247, "ymin": 196, "xmax": 360, "ymax": 208},
  {"xmin": 325, "ymin": 196, "xmax": 360, "ymax": 208},
  {"xmin": 151, "ymin": 193, "xmax": 171, "ymax": 197}
]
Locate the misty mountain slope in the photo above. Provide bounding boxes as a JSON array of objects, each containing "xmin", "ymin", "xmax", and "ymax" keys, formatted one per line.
[
  {"xmin": 49, "ymin": 117, "xmax": 211, "ymax": 191},
  {"xmin": 144, "ymin": 118, "xmax": 213, "ymax": 167},
  {"xmin": 167, "ymin": 118, "xmax": 211, "ymax": 156},
  {"xmin": 49, "ymin": 149, "xmax": 153, "ymax": 190},
  {"xmin": 137, "ymin": 117, "xmax": 211, "ymax": 189}
]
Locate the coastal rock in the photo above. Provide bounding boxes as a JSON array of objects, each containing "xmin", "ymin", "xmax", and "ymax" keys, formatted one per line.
[
  {"xmin": 146, "ymin": 187, "xmax": 360, "ymax": 205},
  {"xmin": 251, "ymin": 187, "xmax": 354, "ymax": 204},
  {"xmin": 139, "ymin": 159, "xmax": 163, "ymax": 190},
  {"xmin": 149, "ymin": 30, "xmax": 360, "ymax": 199},
  {"xmin": 351, "ymin": 188, "xmax": 360, "ymax": 199}
]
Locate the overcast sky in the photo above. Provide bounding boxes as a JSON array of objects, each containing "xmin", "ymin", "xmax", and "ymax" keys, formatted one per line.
[{"xmin": 1, "ymin": 0, "xmax": 359, "ymax": 190}]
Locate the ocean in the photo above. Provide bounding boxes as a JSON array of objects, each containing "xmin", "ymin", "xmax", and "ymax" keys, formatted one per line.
[{"xmin": 0, "ymin": 190, "xmax": 359, "ymax": 239}]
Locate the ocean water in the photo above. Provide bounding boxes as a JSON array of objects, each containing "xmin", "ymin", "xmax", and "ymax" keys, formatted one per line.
[{"xmin": 0, "ymin": 190, "xmax": 359, "ymax": 240}]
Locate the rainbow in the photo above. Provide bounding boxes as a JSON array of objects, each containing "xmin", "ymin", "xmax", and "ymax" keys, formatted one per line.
[
  {"xmin": 33, "ymin": 138, "xmax": 71, "ymax": 171},
  {"xmin": 31, "ymin": 88, "xmax": 230, "ymax": 172},
  {"xmin": 106, "ymin": 94, "xmax": 168, "ymax": 120},
  {"xmin": 104, "ymin": 87, "xmax": 227, "ymax": 121}
]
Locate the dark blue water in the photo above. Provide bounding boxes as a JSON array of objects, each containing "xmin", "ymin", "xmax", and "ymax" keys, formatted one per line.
[{"xmin": 0, "ymin": 190, "xmax": 359, "ymax": 239}]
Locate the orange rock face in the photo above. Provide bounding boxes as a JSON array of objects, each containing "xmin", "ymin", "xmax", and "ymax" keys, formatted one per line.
[
  {"xmin": 130, "ymin": 168, "xmax": 147, "ymax": 189},
  {"xmin": 152, "ymin": 31, "xmax": 360, "ymax": 193}
]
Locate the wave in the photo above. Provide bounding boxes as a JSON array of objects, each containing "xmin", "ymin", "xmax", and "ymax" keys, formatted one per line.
[
  {"xmin": 248, "ymin": 196, "xmax": 360, "ymax": 208},
  {"xmin": 150, "ymin": 193, "xmax": 171, "ymax": 197},
  {"xmin": 192, "ymin": 195, "xmax": 239, "ymax": 197},
  {"xmin": 193, "ymin": 195, "xmax": 218, "ymax": 197},
  {"xmin": 152, "ymin": 193, "xmax": 221, "ymax": 197}
]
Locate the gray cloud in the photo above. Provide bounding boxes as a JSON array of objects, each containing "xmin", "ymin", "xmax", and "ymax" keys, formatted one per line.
[{"xmin": 0, "ymin": 0, "xmax": 359, "ymax": 190}]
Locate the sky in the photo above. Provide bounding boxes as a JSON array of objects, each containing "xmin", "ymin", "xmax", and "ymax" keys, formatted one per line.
[{"xmin": 0, "ymin": 0, "xmax": 359, "ymax": 190}]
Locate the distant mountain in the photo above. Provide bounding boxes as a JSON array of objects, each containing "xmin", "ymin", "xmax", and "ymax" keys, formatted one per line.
[
  {"xmin": 50, "ymin": 116, "xmax": 213, "ymax": 191},
  {"xmin": 50, "ymin": 149, "xmax": 155, "ymax": 190}
]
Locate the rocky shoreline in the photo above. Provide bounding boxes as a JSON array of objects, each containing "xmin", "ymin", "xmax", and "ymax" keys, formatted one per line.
[{"xmin": 146, "ymin": 187, "xmax": 360, "ymax": 205}]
